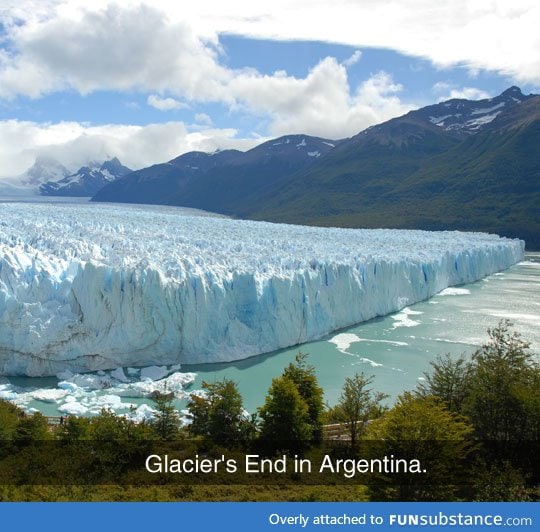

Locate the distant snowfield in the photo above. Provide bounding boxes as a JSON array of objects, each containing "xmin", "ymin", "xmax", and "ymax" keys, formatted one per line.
[{"xmin": 0, "ymin": 202, "xmax": 524, "ymax": 376}]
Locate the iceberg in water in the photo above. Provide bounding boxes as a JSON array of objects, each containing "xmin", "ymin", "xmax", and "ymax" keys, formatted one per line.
[{"xmin": 0, "ymin": 202, "xmax": 524, "ymax": 376}]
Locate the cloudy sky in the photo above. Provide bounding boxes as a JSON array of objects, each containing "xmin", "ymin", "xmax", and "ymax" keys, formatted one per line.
[{"xmin": 0, "ymin": 0, "xmax": 539, "ymax": 176}]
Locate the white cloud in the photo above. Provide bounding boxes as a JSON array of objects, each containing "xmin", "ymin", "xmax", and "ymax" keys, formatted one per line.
[
  {"xmin": 0, "ymin": 4, "xmax": 230, "ymax": 99},
  {"xmin": 1, "ymin": 0, "xmax": 533, "ymax": 172},
  {"xmin": 433, "ymin": 82, "xmax": 491, "ymax": 101},
  {"xmin": 147, "ymin": 94, "xmax": 189, "ymax": 111},
  {"xmin": 0, "ymin": 119, "xmax": 259, "ymax": 178},
  {"xmin": 343, "ymin": 50, "xmax": 362, "ymax": 68},
  {"xmin": 446, "ymin": 87, "xmax": 491, "ymax": 100},
  {"xmin": 1, "ymin": 1, "xmax": 539, "ymax": 90},
  {"xmin": 0, "ymin": 3, "xmax": 414, "ymax": 141},
  {"xmin": 229, "ymin": 60, "xmax": 412, "ymax": 139},
  {"xmin": 194, "ymin": 113, "xmax": 213, "ymax": 125},
  {"xmin": 183, "ymin": 0, "xmax": 540, "ymax": 85}
]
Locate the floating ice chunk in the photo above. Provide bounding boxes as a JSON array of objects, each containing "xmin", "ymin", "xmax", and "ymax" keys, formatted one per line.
[
  {"xmin": 82, "ymin": 394, "xmax": 136, "ymax": 414},
  {"xmin": 125, "ymin": 403, "xmax": 156, "ymax": 423},
  {"xmin": 358, "ymin": 357, "xmax": 383, "ymax": 367},
  {"xmin": 115, "ymin": 381, "xmax": 154, "ymax": 398},
  {"xmin": 392, "ymin": 308, "xmax": 423, "ymax": 328},
  {"xmin": 58, "ymin": 381, "xmax": 78, "ymax": 392},
  {"xmin": 110, "ymin": 367, "xmax": 129, "ymax": 382},
  {"xmin": 58, "ymin": 401, "xmax": 88, "ymax": 415},
  {"xmin": 329, "ymin": 333, "xmax": 408, "ymax": 350},
  {"xmin": 112, "ymin": 371, "xmax": 196, "ymax": 399},
  {"xmin": 0, "ymin": 384, "xmax": 17, "ymax": 401},
  {"xmin": 64, "ymin": 373, "xmax": 113, "ymax": 390},
  {"xmin": 141, "ymin": 372, "xmax": 197, "ymax": 398},
  {"xmin": 330, "ymin": 334, "xmax": 385, "ymax": 367},
  {"xmin": 31, "ymin": 389, "xmax": 69, "ymax": 403},
  {"xmin": 329, "ymin": 333, "xmax": 361, "ymax": 351},
  {"xmin": 180, "ymin": 408, "xmax": 193, "ymax": 425},
  {"xmin": 372, "ymin": 339, "xmax": 408, "ymax": 346},
  {"xmin": 439, "ymin": 287, "xmax": 471, "ymax": 296},
  {"xmin": 94, "ymin": 394, "xmax": 125, "ymax": 409}
]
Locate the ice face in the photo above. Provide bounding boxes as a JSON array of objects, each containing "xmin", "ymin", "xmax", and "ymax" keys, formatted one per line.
[{"xmin": 0, "ymin": 202, "xmax": 525, "ymax": 376}]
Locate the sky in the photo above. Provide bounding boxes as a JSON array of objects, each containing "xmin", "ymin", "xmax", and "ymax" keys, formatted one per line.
[{"xmin": 0, "ymin": 0, "xmax": 539, "ymax": 177}]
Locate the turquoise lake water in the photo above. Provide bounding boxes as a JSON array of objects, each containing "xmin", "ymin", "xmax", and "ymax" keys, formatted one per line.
[{"xmin": 183, "ymin": 253, "xmax": 540, "ymax": 411}]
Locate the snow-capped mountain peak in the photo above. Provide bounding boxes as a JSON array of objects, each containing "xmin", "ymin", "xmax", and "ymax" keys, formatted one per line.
[
  {"xmin": 39, "ymin": 158, "xmax": 131, "ymax": 197},
  {"xmin": 417, "ymin": 86, "xmax": 533, "ymax": 135}
]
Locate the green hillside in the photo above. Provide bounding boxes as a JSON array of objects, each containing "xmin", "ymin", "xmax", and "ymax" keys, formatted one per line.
[
  {"xmin": 92, "ymin": 88, "xmax": 540, "ymax": 249},
  {"xmin": 246, "ymin": 98, "xmax": 540, "ymax": 249}
]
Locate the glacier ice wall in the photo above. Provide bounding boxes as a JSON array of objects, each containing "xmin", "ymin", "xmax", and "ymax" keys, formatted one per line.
[{"xmin": 0, "ymin": 202, "xmax": 525, "ymax": 376}]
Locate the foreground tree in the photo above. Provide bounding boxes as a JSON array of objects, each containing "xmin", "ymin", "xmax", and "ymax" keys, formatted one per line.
[
  {"xmin": 463, "ymin": 320, "xmax": 539, "ymax": 441},
  {"xmin": 366, "ymin": 393, "xmax": 474, "ymax": 501},
  {"xmin": 152, "ymin": 392, "xmax": 181, "ymax": 440},
  {"xmin": 0, "ymin": 399, "xmax": 22, "ymax": 441},
  {"xmin": 258, "ymin": 375, "xmax": 312, "ymax": 455},
  {"xmin": 472, "ymin": 460, "xmax": 533, "ymax": 502},
  {"xmin": 333, "ymin": 373, "xmax": 388, "ymax": 449},
  {"xmin": 416, "ymin": 353, "xmax": 470, "ymax": 413},
  {"xmin": 12, "ymin": 412, "xmax": 50, "ymax": 444},
  {"xmin": 187, "ymin": 378, "xmax": 252, "ymax": 448},
  {"xmin": 282, "ymin": 352, "xmax": 325, "ymax": 444}
]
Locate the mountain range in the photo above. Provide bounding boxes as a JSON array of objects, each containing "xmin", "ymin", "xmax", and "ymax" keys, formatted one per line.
[
  {"xmin": 244, "ymin": 87, "xmax": 540, "ymax": 249},
  {"xmin": 92, "ymin": 135, "xmax": 338, "ymax": 211},
  {"xmin": 0, "ymin": 157, "xmax": 131, "ymax": 197},
  {"xmin": 92, "ymin": 86, "xmax": 539, "ymax": 249},
  {"xmin": 39, "ymin": 157, "xmax": 131, "ymax": 196},
  {"xmin": 4, "ymin": 87, "xmax": 537, "ymax": 249}
]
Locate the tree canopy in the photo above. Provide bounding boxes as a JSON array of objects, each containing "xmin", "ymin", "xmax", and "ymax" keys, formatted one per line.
[{"xmin": 258, "ymin": 375, "xmax": 312, "ymax": 455}]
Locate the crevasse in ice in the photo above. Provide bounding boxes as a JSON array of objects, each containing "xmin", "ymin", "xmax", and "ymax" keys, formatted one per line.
[{"xmin": 0, "ymin": 202, "xmax": 525, "ymax": 376}]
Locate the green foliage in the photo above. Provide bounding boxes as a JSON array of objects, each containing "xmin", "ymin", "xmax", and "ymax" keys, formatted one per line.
[
  {"xmin": 416, "ymin": 354, "xmax": 470, "ymax": 412},
  {"xmin": 152, "ymin": 392, "xmax": 181, "ymax": 440},
  {"xmin": 463, "ymin": 320, "xmax": 539, "ymax": 441},
  {"xmin": 472, "ymin": 461, "xmax": 533, "ymax": 502},
  {"xmin": 331, "ymin": 373, "xmax": 388, "ymax": 449},
  {"xmin": 0, "ymin": 399, "xmax": 23, "ymax": 440},
  {"xmin": 258, "ymin": 375, "xmax": 312, "ymax": 455},
  {"xmin": 417, "ymin": 321, "xmax": 540, "ymax": 443},
  {"xmin": 12, "ymin": 412, "xmax": 50, "ymax": 444},
  {"xmin": 187, "ymin": 378, "xmax": 253, "ymax": 448},
  {"xmin": 88, "ymin": 409, "xmax": 135, "ymax": 440},
  {"xmin": 55, "ymin": 415, "xmax": 92, "ymax": 441},
  {"xmin": 366, "ymin": 393, "xmax": 474, "ymax": 501},
  {"xmin": 282, "ymin": 353, "xmax": 324, "ymax": 443}
]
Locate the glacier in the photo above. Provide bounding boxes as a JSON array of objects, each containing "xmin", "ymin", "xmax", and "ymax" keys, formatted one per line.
[{"xmin": 0, "ymin": 202, "xmax": 524, "ymax": 376}]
